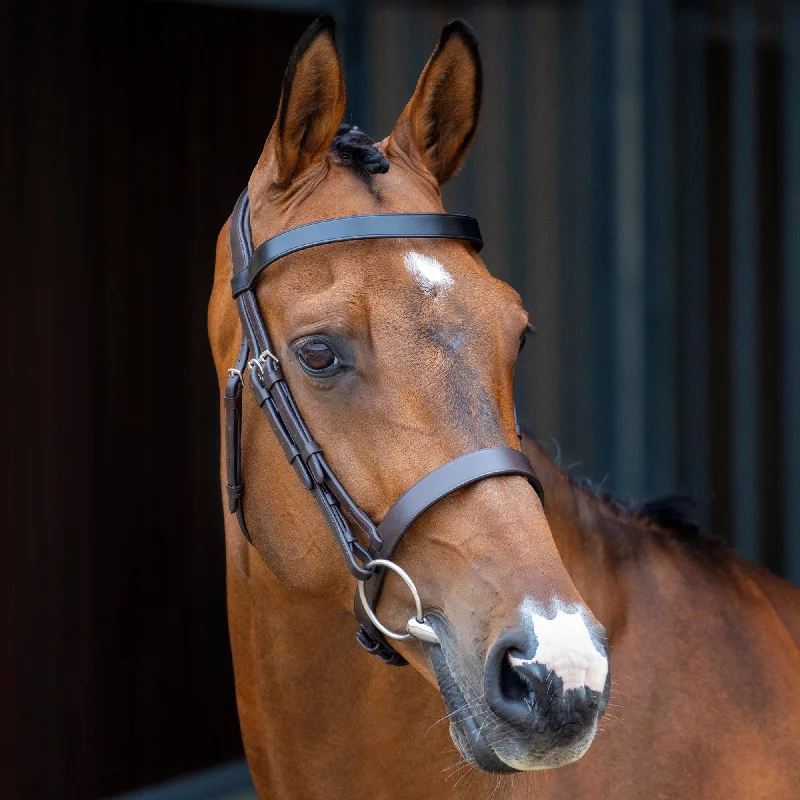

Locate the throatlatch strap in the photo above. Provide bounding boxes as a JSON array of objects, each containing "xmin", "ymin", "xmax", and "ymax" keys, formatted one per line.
[
  {"xmin": 224, "ymin": 194, "xmax": 253, "ymax": 544},
  {"xmin": 224, "ymin": 338, "xmax": 251, "ymax": 544}
]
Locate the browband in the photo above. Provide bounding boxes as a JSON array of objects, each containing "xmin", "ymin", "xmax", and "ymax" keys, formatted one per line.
[
  {"xmin": 225, "ymin": 189, "xmax": 544, "ymax": 667},
  {"xmin": 231, "ymin": 213, "xmax": 483, "ymax": 297}
]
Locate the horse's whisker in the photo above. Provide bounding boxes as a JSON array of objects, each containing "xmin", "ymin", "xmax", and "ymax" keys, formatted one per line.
[
  {"xmin": 426, "ymin": 693, "xmax": 488, "ymax": 733},
  {"xmin": 486, "ymin": 775, "xmax": 502, "ymax": 800}
]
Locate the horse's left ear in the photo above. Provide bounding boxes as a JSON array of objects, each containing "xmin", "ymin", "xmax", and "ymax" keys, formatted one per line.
[{"xmin": 389, "ymin": 19, "xmax": 482, "ymax": 185}]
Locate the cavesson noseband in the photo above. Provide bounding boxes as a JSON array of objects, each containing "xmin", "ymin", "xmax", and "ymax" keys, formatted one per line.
[{"xmin": 224, "ymin": 189, "xmax": 544, "ymax": 666}]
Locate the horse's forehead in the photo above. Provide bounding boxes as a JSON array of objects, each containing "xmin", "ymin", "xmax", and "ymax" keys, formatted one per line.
[
  {"xmin": 355, "ymin": 243, "xmax": 513, "ymax": 342},
  {"xmin": 403, "ymin": 250, "xmax": 455, "ymax": 299},
  {"xmin": 298, "ymin": 238, "xmax": 480, "ymax": 303}
]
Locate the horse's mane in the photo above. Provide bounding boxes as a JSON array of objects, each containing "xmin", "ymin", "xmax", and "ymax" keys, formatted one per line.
[
  {"xmin": 573, "ymin": 475, "xmax": 700, "ymax": 536},
  {"xmin": 525, "ymin": 426, "xmax": 702, "ymax": 538},
  {"xmin": 330, "ymin": 124, "xmax": 389, "ymax": 182}
]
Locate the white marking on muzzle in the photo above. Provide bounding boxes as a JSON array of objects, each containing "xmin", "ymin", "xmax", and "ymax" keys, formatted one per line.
[
  {"xmin": 510, "ymin": 607, "xmax": 609, "ymax": 693},
  {"xmin": 404, "ymin": 250, "xmax": 454, "ymax": 298}
]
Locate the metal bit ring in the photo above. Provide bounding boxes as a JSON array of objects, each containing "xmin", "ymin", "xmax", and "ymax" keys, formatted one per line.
[{"xmin": 357, "ymin": 559, "xmax": 440, "ymax": 644}]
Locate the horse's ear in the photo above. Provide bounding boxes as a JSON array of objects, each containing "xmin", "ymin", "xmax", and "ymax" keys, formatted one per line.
[
  {"xmin": 389, "ymin": 19, "xmax": 482, "ymax": 185},
  {"xmin": 268, "ymin": 15, "xmax": 345, "ymax": 187}
]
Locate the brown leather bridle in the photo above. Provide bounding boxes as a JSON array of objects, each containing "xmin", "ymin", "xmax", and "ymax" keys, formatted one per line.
[{"xmin": 224, "ymin": 189, "xmax": 544, "ymax": 666}]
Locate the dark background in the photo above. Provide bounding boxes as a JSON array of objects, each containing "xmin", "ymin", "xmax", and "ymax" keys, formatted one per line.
[
  {"xmin": 0, "ymin": 4, "xmax": 313, "ymax": 798},
  {"xmin": 2, "ymin": 1, "xmax": 799, "ymax": 799}
]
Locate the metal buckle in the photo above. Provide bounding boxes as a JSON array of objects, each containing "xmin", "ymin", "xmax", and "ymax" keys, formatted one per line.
[
  {"xmin": 247, "ymin": 348, "xmax": 280, "ymax": 377},
  {"xmin": 357, "ymin": 559, "xmax": 440, "ymax": 644}
]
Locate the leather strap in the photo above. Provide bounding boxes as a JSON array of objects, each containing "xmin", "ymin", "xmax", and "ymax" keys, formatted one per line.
[
  {"xmin": 231, "ymin": 213, "xmax": 483, "ymax": 297},
  {"xmin": 230, "ymin": 191, "xmax": 253, "ymax": 274},
  {"xmin": 225, "ymin": 194, "xmax": 253, "ymax": 542},
  {"xmin": 224, "ymin": 338, "xmax": 251, "ymax": 544},
  {"xmin": 353, "ymin": 447, "xmax": 543, "ymax": 653},
  {"xmin": 229, "ymin": 192, "xmax": 377, "ymax": 581},
  {"xmin": 375, "ymin": 447, "xmax": 542, "ymax": 559}
]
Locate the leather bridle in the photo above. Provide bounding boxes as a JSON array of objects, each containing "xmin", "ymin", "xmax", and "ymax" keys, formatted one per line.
[{"xmin": 224, "ymin": 189, "xmax": 544, "ymax": 666}]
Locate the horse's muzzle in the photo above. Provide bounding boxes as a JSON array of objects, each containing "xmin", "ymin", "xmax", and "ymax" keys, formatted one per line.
[
  {"xmin": 482, "ymin": 616, "xmax": 610, "ymax": 768},
  {"xmin": 425, "ymin": 611, "xmax": 610, "ymax": 773}
]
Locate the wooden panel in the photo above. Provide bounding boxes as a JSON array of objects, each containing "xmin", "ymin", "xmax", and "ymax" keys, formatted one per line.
[
  {"xmin": 730, "ymin": 2, "xmax": 760, "ymax": 562},
  {"xmin": 523, "ymin": 6, "xmax": 561, "ymax": 441},
  {"xmin": 0, "ymin": 4, "xmax": 313, "ymax": 798},
  {"xmin": 675, "ymin": 6, "xmax": 710, "ymax": 531}
]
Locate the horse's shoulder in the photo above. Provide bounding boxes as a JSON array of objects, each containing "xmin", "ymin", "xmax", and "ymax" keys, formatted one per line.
[{"xmin": 735, "ymin": 559, "xmax": 800, "ymax": 651}]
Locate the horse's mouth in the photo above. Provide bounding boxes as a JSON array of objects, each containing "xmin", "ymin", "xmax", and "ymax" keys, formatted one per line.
[{"xmin": 425, "ymin": 615, "xmax": 518, "ymax": 774}]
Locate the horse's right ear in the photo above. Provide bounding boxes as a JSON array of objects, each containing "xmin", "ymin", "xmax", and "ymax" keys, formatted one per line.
[
  {"xmin": 266, "ymin": 15, "xmax": 345, "ymax": 187},
  {"xmin": 388, "ymin": 19, "xmax": 482, "ymax": 185}
]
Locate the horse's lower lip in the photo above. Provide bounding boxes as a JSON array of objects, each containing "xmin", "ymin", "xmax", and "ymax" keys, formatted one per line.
[
  {"xmin": 448, "ymin": 716, "xmax": 519, "ymax": 773},
  {"xmin": 423, "ymin": 619, "xmax": 518, "ymax": 773}
]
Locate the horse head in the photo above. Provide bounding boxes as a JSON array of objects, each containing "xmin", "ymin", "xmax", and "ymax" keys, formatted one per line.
[{"xmin": 209, "ymin": 15, "xmax": 610, "ymax": 773}]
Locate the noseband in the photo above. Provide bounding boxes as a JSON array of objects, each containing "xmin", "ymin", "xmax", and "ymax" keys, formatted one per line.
[{"xmin": 224, "ymin": 189, "xmax": 544, "ymax": 666}]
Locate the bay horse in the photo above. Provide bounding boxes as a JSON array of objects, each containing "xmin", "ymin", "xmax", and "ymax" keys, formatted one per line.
[{"xmin": 208, "ymin": 16, "xmax": 800, "ymax": 798}]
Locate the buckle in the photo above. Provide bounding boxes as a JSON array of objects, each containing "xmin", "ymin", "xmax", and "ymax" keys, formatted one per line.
[
  {"xmin": 355, "ymin": 625, "xmax": 408, "ymax": 666},
  {"xmin": 247, "ymin": 348, "xmax": 280, "ymax": 377}
]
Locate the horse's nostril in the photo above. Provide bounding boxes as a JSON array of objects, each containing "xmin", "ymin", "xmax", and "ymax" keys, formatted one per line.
[
  {"xmin": 485, "ymin": 629, "xmax": 607, "ymax": 736},
  {"xmin": 500, "ymin": 652, "xmax": 533, "ymax": 708},
  {"xmin": 485, "ymin": 635, "xmax": 543, "ymax": 727}
]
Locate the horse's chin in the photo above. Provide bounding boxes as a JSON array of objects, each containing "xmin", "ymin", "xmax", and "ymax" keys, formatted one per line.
[
  {"xmin": 425, "ymin": 635, "xmax": 517, "ymax": 773},
  {"xmin": 424, "ymin": 615, "xmax": 603, "ymax": 775}
]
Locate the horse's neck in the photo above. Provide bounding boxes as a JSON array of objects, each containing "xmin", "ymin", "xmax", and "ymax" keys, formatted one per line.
[
  {"xmin": 526, "ymin": 433, "xmax": 800, "ymax": 697},
  {"xmin": 225, "ymin": 528, "xmax": 463, "ymax": 799},
  {"xmin": 523, "ymin": 436, "xmax": 800, "ymax": 657}
]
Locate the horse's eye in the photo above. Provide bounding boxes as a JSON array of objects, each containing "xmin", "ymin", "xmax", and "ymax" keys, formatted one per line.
[{"xmin": 297, "ymin": 341, "xmax": 338, "ymax": 372}]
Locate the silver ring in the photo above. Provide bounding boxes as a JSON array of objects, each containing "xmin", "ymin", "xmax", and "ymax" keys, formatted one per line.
[{"xmin": 357, "ymin": 559, "xmax": 429, "ymax": 642}]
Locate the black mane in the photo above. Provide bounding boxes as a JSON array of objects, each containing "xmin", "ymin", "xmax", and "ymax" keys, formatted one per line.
[
  {"xmin": 330, "ymin": 124, "xmax": 389, "ymax": 182},
  {"xmin": 523, "ymin": 426, "xmax": 701, "ymax": 537},
  {"xmin": 574, "ymin": 476, "xmax": 701, "ymax": 535},
  {"xmin": 637, "ymin": 493, "xmax": 699, "ymax": 534}
]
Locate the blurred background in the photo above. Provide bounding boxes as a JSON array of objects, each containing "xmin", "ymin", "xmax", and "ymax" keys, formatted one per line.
[{"xmin": 2, "ymin": 0, "xmax": 799, "ymax": 798}]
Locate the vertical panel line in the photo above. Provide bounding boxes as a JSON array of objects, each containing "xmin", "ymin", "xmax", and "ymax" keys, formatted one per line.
[
  {"xmin": 785, "ymin": 0, "xmax": 800, "ymax": 584},
  {"xmin": 731, "ymin": 1, "xmax": 760, "ymax": 561}
]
